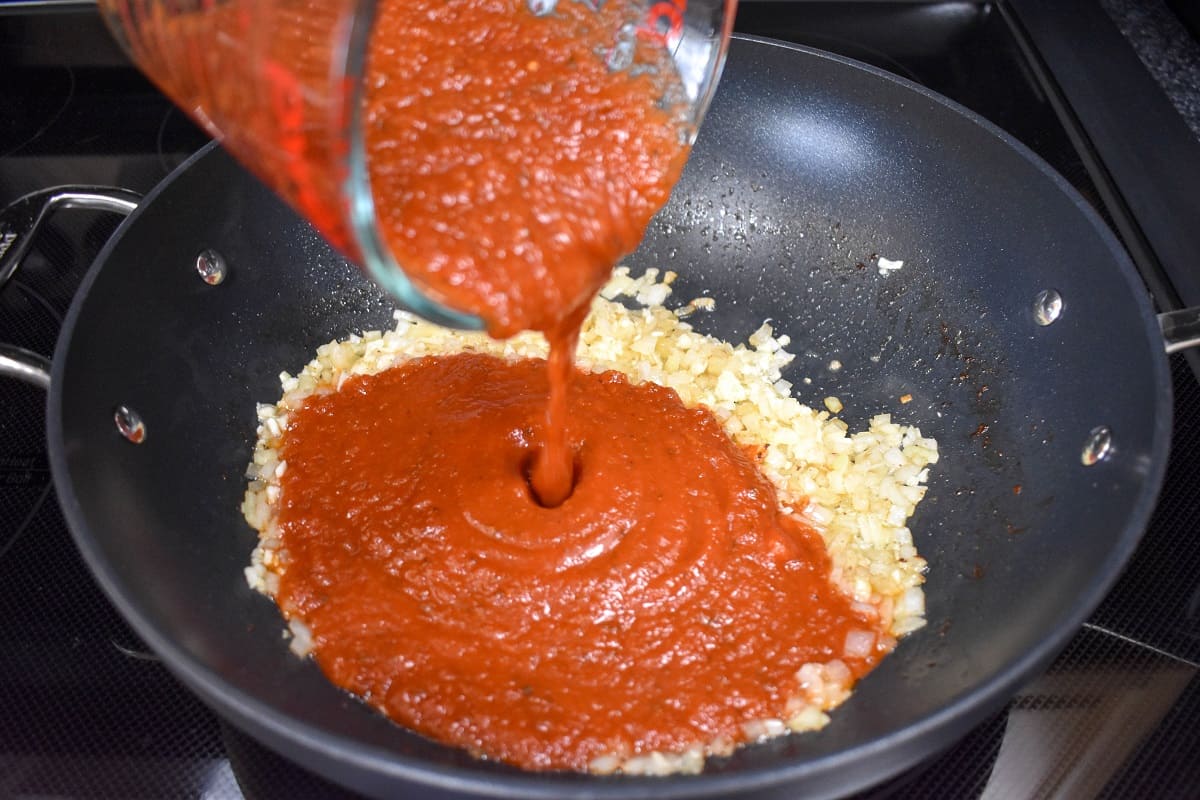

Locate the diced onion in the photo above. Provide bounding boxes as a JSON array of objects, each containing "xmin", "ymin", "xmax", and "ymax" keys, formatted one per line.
[{"xmin": 844, "ymin": 630, "xmax": 876, "ymax": 659}]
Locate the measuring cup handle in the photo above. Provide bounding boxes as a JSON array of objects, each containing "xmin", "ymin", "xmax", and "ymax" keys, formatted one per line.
[{"xmin": 0, "ymin": 185, "xmax": 142, "ymax": 389}]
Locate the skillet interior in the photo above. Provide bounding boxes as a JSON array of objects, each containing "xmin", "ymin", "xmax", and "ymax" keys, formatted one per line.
[{"xmin": 49, "ymin": 38, "xmax": 1170, "ymax": 799}]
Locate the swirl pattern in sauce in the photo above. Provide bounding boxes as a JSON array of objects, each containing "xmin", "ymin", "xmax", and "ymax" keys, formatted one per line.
[{"xmin": 275, "ymin": 354, "xmax": 890, "ymax": 771}]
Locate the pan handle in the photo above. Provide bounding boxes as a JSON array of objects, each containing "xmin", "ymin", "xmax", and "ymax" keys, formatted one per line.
[
  {"xmin": 0, "ymin": 186, "xmax": 141, "ymax": 389},
  {"xmin": 0, "ymin": 344, "xmax": 51, "ymax": 390},
  {"xmin": 1159, "ymin": 308, "xmax": 1200, "ymax": 354}
]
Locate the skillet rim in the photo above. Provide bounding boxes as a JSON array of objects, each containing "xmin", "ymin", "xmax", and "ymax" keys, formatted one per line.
[{"xmin": 47, "ymin": 34, "xmax": 1173, "ymax": 799}]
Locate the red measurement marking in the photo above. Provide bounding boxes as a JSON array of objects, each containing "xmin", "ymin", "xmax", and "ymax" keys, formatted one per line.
[{"xmin": 637, "ymin": 0, "xmax": 686, "ymax": 47}]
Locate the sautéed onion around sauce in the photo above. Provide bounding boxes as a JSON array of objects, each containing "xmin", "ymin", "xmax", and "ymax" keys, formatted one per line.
[{"xmin": 242, "ymin": 271, "xmax": 938, "ymax": 774}]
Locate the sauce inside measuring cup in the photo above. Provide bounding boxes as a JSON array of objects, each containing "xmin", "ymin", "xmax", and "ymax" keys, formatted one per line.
[
  {"xmin": 364, "ymin": 0, "xmax": 691, "ymax": 504},
  {"xmin": 364, "ymin": 0, "xmax": 690, "ymax": 339}
]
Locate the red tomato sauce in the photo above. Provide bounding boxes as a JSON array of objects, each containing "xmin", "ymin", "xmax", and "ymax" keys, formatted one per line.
[{"xmin": 275, "ymin": 354, "xmax": 890, "ymax": 771}]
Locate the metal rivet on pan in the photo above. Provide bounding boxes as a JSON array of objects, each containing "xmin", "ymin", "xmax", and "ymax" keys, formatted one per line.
[
  {"xmin": 114, "ymin": 405, "xmax": 146, "ymax": 444},
  {"xmin": 1033, "ymin": 289, "xmax": 1063, "ymax": 326},
  {"xmin": 1081, "ymin": 426, "xmax": 1112, "ymax": 466},
  {"xmin": 196, "ymin": 249, "xmax": 227, "ymax": 285}
]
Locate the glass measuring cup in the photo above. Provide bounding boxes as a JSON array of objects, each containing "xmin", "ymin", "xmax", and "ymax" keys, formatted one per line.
[{"xmin": 96, "ymin": 0, "xmax": 737, "ymax": 329}]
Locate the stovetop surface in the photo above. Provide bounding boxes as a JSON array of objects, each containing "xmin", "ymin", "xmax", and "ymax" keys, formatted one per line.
[{"xmin": 2, "ymin": 3, "xmax": 1199, "ymax": 798}]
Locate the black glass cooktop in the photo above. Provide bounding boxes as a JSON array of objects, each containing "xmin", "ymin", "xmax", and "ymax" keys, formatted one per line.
[{"xmin": 2, "ymin": 3, "xmax": 1198, "ymax": 797}]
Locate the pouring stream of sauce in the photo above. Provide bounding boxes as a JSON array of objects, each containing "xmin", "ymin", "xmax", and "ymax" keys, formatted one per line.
[
  {"xmin": 274, "ymin": 0, "xmax": 897, "ymax": 771},
  {"xmin": 364, "ymin": 0, "xmax": 691, "ymax": 504}
]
